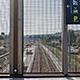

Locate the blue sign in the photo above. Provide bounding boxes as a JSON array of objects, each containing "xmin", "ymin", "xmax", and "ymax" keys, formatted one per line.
[{"xmin": 66, "ymin": 0, "xmax": 80, "ymax": 24}]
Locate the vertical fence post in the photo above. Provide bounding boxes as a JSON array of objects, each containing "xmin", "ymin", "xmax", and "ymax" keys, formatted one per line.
[
  {"xmin": 62, "ymin": 0, "xmax": 68, "ymax": 75},
  {"xmin": 10, "ymin": 0, "xmax": 23, "ymax": 76},
  {"xmin": 18, "ymin": 0, "xmax": 23, "ymax": 74},
  {"xmin": 10, "ymin": 0, "xmax": 19, "ymax": 76},
  {"xmin": 10, "ymin": 0, "xmax": 14, "ymax": 74}
]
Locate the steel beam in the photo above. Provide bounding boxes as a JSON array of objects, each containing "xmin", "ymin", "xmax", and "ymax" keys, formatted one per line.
[
  {"xmin": 62, "ymin": 0, "xmax": 68, "ymax": 75},
  {"xmin": 18, "ymin": 0, "xmax": 23, "ymax": 74},
  {"xmin": 10, "ymin": 0, "xmax": 14, "ymax": 74}
]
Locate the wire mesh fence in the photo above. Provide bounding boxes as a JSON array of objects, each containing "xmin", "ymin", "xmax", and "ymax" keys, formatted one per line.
[
  {"xmin": 0, "ymin": 0, "xmax": 80, "ymax": 74},
  {"xmin": 0, "ymin": 0, "xmax": 10, "ymax": 73},
  {"xmin": 68, "ymin": 25, "xmax": 80, "ymax": 72},
  {"xmin": 23, "ymin": 0, "xmax": 63, "ymax": 73}
]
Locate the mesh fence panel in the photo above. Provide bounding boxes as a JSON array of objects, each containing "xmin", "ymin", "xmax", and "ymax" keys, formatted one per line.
[
  {"xmin": 68, "ymin": 25, "xmax": 80, "ymax": 72},
  {"xmin": 23, "ymin": 0, "xmax": 63, "ymax": 73},
  {"xmin": 0, "ymin": 0, "xmax": 10, "ymax": 73}
]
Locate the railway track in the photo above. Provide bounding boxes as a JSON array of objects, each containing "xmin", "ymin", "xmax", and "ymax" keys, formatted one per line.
[
  {"xmin": 41, "ymin": 46, "xmax": 57, "ymax": 72},
  {"xmin": 45, "ymin": 45, "xmax": 62, "ymax": 62},
  {"xmin": 31, "ymin": 45, "xmax": 58, "ymax": 72}
]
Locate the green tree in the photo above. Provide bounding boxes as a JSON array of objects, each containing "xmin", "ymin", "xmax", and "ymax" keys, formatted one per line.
[
  {"xmin": 59, "ymin": 39, "xmax": 61, "ymax": 43},
  {"xmin": 0, "ymin": 35, "xmax": 4, "ymax": 40},
  {"xmin": 78, "ymin": 49, "xmax": 80, "ymax": 54},
  {"xmin": 45, "ymin": 36, "xmax": 51, "ymax": 42},
  {"xmin": 59, "ymin": 38, "xmax": 61, "ymax": 46},
  {"xmin": 52, "ymin": 42, "xmax": 55, "ymax": 47},
  {"xmin": 76, "ymin": 37, "xmax": 80, "ymax": 47},
  {"xmin": 72, "ymin": 43, "xmax": 76, "ymax": 47},
  {"xmin": 55, "ymin": 42, "xmax": 59, "ymax": 46}
]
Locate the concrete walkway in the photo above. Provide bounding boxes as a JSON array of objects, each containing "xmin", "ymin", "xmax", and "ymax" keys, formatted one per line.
[
  {"xmin": 23, "ymin": 45, "xmax": 36, "ymax": 72},
  {"xmin": 0, "ymin": 77, "xmax": 80, "ymax": 80}
]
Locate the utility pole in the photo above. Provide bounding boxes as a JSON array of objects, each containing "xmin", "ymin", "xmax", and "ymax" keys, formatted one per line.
[{"xmin": 68, "ymin": 30, "xmax": 71, "ymax": 71}]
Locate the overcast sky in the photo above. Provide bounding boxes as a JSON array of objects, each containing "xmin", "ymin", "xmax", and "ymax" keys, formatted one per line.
[
  {"xmin": 0, "ymin": 0, "xmax": 10, "ymax": 35},
  {"xmin": 24, "ymin": 0, "xmax": 80, "ymax": 35},
  {"xmin": 24, "ymin": 0, "xmax": 62, "ymax": 35},
  {"xmin": 0, "ymin": 0, "xmax": 80, "ymax": 35}
]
